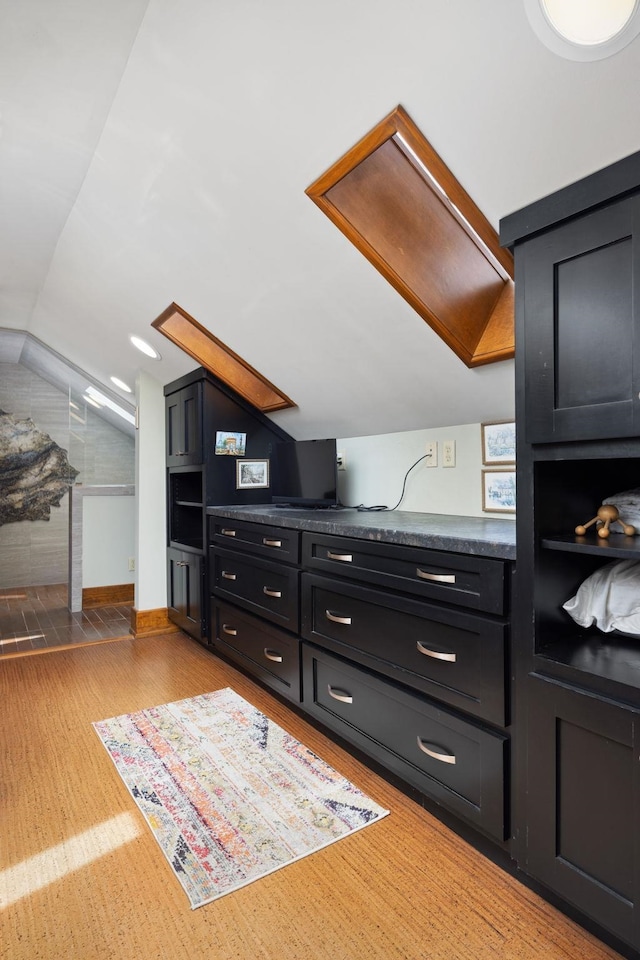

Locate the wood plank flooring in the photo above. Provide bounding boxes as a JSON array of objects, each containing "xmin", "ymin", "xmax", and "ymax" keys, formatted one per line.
[
  {"xmin": 0, "ymin": 584, "xmax": 131, "ymax": 657},
  {"xmin": 0, "ymin": 633, "xmax": 626, "ymax": 960}
]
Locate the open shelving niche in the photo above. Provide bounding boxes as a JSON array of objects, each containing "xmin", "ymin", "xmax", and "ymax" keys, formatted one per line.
[
  {"xmin": 533, "ymin": 454, "xmax": 640, "ymax": 701},
  {"xmin": 169, "ymin": 468, "xmax": 205, "ymax": 552}
]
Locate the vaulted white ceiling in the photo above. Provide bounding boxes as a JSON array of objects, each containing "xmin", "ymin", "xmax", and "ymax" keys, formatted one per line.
[{"xmin": 2, "ymin": 0, "xmax": 639, "ymax": 439}]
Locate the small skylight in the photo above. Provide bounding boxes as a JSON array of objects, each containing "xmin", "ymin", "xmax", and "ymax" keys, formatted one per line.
[
  {"xmin": 110, "ymin": 376, "xmax": 132, "ymax": 393},
  {"xmin": 85, "ymin": 386, "xmax": 136, "ymax": 425}
]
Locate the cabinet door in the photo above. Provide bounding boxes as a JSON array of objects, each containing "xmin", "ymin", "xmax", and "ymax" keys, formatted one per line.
[
  {"xmin": 167, "ymin": 547, "xmax": 205, "ymax": 640},
  {"xmin": 521, "ymin": 195, "xmax": 640, "ymax": 443},
  {"xmin": 166, "ymin": 383, "xmax": 202, "ymax": 466},
  {"xmin": 526, "ymin": 676, "xmax": 640, "ymax": 949}
]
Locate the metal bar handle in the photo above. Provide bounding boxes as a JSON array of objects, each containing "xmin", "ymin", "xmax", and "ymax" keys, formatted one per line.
[
  {"xmin": 221, "ymin": 528, "xmax": 236, "ymax": 537},
  {"xmin": 328, "ymin": 685, "xmax": 353, "ymax": 704},
  {"xmin": 221, "ymin": 571, "xmax": 237, "ymax": 581},
  {"xmin": 327, "ymin": 551, "xmax": 353, "ymax": 562},
  {"xmin": 262, "ymin": 538, "xmax": 282, "ymax": 548},
  {"xmin": 264, "ymin": 648, "xmax": 283, "ymax": 663},
  {"xmin": 417, "ymin": 737, "xmax": 456, "ymax": 765},
  {"xmin": 416, "ymin": 641, "xmax": 456, "ymax": 663},
  {"xmin": 416, "ymin": 568, "xmax": 456, "ymax": 584},
  {"xmin": 325, "ymin": 609, "xmax": 352, "ymax": 626},
  {"xmin": 263, "ymin": 586, "xmax": 282, "ymax": 598},
  {"xmin": 222, "ymin": 624, "xmax": 237, "ymax": 636},
  {"xmin": 176, "ymin": 560, "xmax": 189, "ymax": 567}
]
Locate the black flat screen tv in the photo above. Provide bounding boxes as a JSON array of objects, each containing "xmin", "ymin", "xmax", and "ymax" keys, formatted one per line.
[{"xmin": 272, "ymin": 438, "xmax": 338, "ymax": 508}]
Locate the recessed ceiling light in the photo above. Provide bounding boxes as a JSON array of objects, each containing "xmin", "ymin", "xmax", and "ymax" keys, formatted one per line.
[
  {"xmin": 130, "ymin": 335, "xmax": 161, "ymax": 360},
  {"xmin": 542, "ymin": 0, "xmax": 637, "ymax": 44},
  {"xmin": 110, "ymin": 376, "xmax": 132, "ymax": 393},
  {"xmin": 524, "ymin": 0, "xmax": 640, "ymax": 59}
]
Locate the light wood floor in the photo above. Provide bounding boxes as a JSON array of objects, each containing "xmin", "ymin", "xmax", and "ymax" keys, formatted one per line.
[{"xmin": 0, "ymin": 633, "xmax": 625, "ymax": 960}]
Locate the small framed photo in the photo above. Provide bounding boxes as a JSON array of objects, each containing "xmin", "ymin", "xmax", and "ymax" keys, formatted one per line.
[
  {"xmin": 215, "ymin": 431, "xmax": 247, "ymax": 456},
  {"xmin": 236, "ymin": 458, "xmax": 270, "ymax": 490},
  {"xmin": 481, "ymin": 420, "xmax": 516, "ymax": 465},
  {"xmin": 482, "ymin": 470, "xmax": 516, "ymax": 514}
]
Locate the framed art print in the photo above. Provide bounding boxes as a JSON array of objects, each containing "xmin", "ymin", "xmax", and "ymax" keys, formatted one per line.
[
  {"xmin": 236, "ymin": 458, "xmax": 270, "ymax": 489},
  {"xmin": 482, "ymin": 469, "xmax": 516, "ymax": 513},
  {"xmin": 482, "ymin": 420, "xmax": 516, "ymax": 465}
]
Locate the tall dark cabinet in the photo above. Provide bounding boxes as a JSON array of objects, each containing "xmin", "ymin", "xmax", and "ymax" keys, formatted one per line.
[
  {"xmin": 501, "ymin": 153, "xmax": 640, "ymax": 954},
  {"xmin": 164, "ymin": 367, "xmax": 292, "ymax": 643}
]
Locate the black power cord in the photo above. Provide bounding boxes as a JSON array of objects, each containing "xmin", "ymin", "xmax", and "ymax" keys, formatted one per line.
[{"xmin": 341, "ymin": 453, "xmax": 431, "ymax": 513}]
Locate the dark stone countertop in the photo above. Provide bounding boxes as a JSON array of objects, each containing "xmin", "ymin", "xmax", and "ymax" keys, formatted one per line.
[{"xmin": 206, "ymin": 504, "xmax": 516, "ymax": 561}]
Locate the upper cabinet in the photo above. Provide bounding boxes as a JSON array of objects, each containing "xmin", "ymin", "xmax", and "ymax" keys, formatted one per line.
[
  {"xmin": 166, "ymin": 380, "xmax": 203, "ymax": 466},
  {"xmin": 519, "ymin": 195, "xmax": 640, "ymax": 443}
]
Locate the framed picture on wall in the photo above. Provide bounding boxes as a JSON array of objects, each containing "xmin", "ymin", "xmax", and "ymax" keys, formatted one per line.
[
  {"xmin": 215, "ymin": 431, "xmax": 247, "ymax": 455},
  {"xmin": 482, "ymin": 469, "xmax": 516, "ymax": 513},
  {"xmin": 481, "ymin": 420, "xmax": 516, "ymax": 465},
  {"xmin": 236, "ymin": 459, "xmax": 270, "ymax": 489}
]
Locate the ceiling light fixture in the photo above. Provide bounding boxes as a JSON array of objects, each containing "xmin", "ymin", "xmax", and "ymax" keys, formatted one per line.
[
  {"xmin": 129, "ymin": 335, "xmax": 161, "ymax": 360},
  {"xmin": 524, "ymin": 0, "xmax": 640, "ymax": 59},
  {"xmin": 110, "ymin": 376, "xmax": 132, "ymax": 393}
]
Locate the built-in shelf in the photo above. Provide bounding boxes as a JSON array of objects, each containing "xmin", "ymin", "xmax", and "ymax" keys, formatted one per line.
[
  {"xmin": 536, "ymin": 630, "xmax": 640, "ymax": 699},
  {"xmin": 168, "ymin": 537, "xmax": 203, "ymax": 553},
  {"xmin": 175, "ymin": 500, "xmax": 204, "ymax": 508},
  {"xmin": 541, "ymin": 534, "xmax": 640, "ymax": 560}
]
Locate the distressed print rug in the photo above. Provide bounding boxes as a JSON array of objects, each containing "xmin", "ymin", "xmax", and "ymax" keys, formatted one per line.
[{"xmin": 93, "ymin": 687, "xmax": 389, "ymax": 908}]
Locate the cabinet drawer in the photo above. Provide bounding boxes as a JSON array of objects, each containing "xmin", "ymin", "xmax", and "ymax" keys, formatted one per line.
[
  {"xmin": 210, "ymin": 517, "xmax": 300, "ymax": 564},
  {"xmin": 302, "ymin": 644, "xmax": 507, "ymax": 840},
  {"xmin": 301, "ymin": 573, "xmax": 506, "ymax": 726},
  {"xmin": 302, "ymin": 533, "xmax": 506, "ymax": 615},
  {"xmin": 210, "ymin": 546, "xmax": 299, "ymax": 632},
  {"xmin": 212, "ymin": 600, "xmax": 301, "ymax": 702}
]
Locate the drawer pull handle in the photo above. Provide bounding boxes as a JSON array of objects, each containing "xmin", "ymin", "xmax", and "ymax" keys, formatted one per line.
[
  {"xmin": 416, "ymin": 568, "xmax": 456, "ymax": 584},
  {"xmin": 221, "ymin": 570, "xmax": 237, "ymax": 581},
  {"xmin": 263, "ymin": 586, "xmax": 282, "ymax": 598},
  {"xmin": 263, "ymin": 538, "xmax": 282, "ymax": 548},
  {"xmin": 264, "ymin": 648, "xmax": 283, "ymax": 663},
  {"xmin": 416, "ymin": 641, "xmax": 456, "ymax": 663},
  {"xmin": 222, "ymin": 624, "xmax": 237, "ymax": 636},
  {"xmin": 325, "ymin": 609, "xmax": 352, "ymax": 626},
  {"xmin": 417, "ymin": 737, "xmax": 456, "ymax": 765},
  {"xmin": 175, "ymin": 560, "xmax": 189, "ymax": 567},
  {"xmin": 221, "ymin": 528, "xmax": 236, "ymax": 537},
  {"xmin": 327, "ymin": 551, "xmax": 353, "ymax": 562},
  {"xmin": 328, "ymin": 685, "xmax": 353, "ymax": 704}
]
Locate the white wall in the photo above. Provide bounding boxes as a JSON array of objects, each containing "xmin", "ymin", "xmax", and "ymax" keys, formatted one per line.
[
  {"xmin": 135, "ymin": 370, "xmax": 167, "ymax": 612},
  {"xmin": 337, "ymin": 423, "xmax": 515, "ymax": 520},
  {"xmin": 82, "ymin": 495, "xmax": 135, "ymax": 587}
]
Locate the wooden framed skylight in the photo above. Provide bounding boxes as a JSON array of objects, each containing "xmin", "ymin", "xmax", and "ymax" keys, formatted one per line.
[
  {"xmin": 305, "ymin": 105, "xmax": 514, "ymax": 367},
  {"xmin": 152, "ymin": 303, "xmax": 295, "ymax": 413}
]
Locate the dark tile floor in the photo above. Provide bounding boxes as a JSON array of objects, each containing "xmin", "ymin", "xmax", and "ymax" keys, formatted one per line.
[{"xmin": 0, "ymin": 583, "xmax": 132, "ymax": 657}]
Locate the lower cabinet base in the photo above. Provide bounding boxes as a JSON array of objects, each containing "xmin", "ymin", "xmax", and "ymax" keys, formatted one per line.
[
  {"xmin": 211, "ymin": 598, "xmax": 301, "ymax": 703},
  {"xmin": 525, "ymin": 674, "xmax": 640, "ymax": 953},
  {"xmin": 301, "ymin": 641, "xmax": 508, "ymax": 843}
]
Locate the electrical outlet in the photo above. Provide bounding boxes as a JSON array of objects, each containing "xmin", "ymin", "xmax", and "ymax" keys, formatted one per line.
[
  {"xmin": 425, "ymin": 441, "xmax": 438, "ymax": 467},
  {"xmin": 337, "ymin": 451, "xmax": 346, "ymax": 471},
  {"xmin": 443, "ymin": 439, "xmax": 456, "ymax": 467},
  {"xmin": 128, "ymin": 557, "xmax": 135, "ymax": 572}
]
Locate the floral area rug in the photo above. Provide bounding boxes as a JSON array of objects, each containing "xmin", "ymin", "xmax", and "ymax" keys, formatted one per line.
[{"xmin": 93, "ymin": 687, "xmax": 389, "ymax": 908}]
